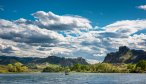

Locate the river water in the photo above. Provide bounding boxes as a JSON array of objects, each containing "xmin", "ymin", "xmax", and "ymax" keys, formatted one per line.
[{"xmin": 0, "ymin": 73, "xmax": 146, "ymax": 84}]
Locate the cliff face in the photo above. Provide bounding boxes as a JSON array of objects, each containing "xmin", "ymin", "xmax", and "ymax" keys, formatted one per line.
[
  {"xmin": 0, "ymin": 56, "xmax": 88, "ymax": 66},
  {"xmin": 103, "ymin": 46, "xmax": 146, "ymax": 64}
]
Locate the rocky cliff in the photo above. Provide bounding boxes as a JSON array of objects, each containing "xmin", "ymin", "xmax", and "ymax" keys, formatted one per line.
[{"xmin": 103, "ymin": 46, "xmax": 146, "ymax": 64}]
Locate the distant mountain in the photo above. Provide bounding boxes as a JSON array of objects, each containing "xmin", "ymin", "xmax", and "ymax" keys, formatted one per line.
[
  {"xmin": 0, "ymin": 56, "xmax": 88, "ymax": 66},
  {"xmin": 103, "ymin": 46, "xmax": 146, "ymax": 64}
]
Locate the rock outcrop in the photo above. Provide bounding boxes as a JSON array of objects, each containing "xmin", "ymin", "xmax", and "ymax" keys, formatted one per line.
[{"xmin": 103, "ymin": 46, "xmax": 146, "ymax": 64}]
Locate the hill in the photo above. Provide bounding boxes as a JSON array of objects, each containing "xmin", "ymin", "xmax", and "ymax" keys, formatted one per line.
[
  {"xmin": 103, "ymin": 46, "xmax": 146, "ymax": 64},
  {"xmin": 0, "ymin": 56, "xmax": 88, "ymax": 66}
]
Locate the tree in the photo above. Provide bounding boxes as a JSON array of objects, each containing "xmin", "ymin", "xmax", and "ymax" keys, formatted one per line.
[
  {"xmin": 71, "ymin": 63, "xmax": 81, "ymax": 72},
  {"xmin": 80, "ymin": 65, "xmax": 89, "ymax": 71},
  {"xmin": 95, "ymin": 63, "xmax": 113, "ymax": 72},
  {"xmin": 21, "ymin": 66, "xmax": 29, "ymax": 72},
  {"xmin": 136, "ymin": 60, "xmax": 146, "ymax": 71},
  {"xmin": 43, "ymin": 67, "xmax": 54, "ymax": 72},
  {"xmin": 15, "ymin": 62, "xmax": 23, "ymax": 72},
  {"xmin": 127, "ymin": 64, "xmax": 136, "ymax": 72},
  {"xmin": 7, "ymin": 62, "xmax": 28, "ymax": 72},
  {"xmin": 8, "ymin": 64, "xmax": 14, "ymax": 72},
  {"xmin": 43, "ymin": 66, "xmax": 63, "ymax": 72}
]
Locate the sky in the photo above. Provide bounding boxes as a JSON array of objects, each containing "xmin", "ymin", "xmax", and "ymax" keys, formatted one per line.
[{"xmin": 0, "ymin": 0, "xmax": 146, "ymax": 63}]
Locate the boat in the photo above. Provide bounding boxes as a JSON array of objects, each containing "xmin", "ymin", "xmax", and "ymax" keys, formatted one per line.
[{"xmin": 65, "ymin": 71, "xmax": 69, "ymax": 75}]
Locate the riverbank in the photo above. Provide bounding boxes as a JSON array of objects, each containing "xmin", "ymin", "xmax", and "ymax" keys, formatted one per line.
[{"xmin": 1, "ymin": 60, "xmax": 146, "ymax": 73}]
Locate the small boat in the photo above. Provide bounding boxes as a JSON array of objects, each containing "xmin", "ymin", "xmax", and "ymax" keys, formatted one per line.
[{"xmin": 65, "ymin": 71, "xmax": 69, "ymax": 75}]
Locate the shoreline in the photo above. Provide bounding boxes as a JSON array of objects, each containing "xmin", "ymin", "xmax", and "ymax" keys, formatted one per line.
[{"xmin": 1, "ymin": 71, "xmax": 146, "ymax": 74}]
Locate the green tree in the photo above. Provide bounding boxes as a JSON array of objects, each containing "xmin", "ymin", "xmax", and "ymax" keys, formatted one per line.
[
  {"xmin": 8, "ymin": 64, "xmax": 14, "ymax": 72},
  {"xmin": 21, "ymin": 66, "xmax": 29, "ymax": 72},
  {"xmin": 43, "ymin": 67, "xmax": 54, "ymax": 72},
  {"xmin": 80, "ymin": 65, "xmax": 89, "ymax": 71},
  {"xmin": 127, "ymin": 64, "xmax": 136, "ymax": 72},
  {"xmin": 71, "ymin": 63, "xmax": 81, "ymax": 72},
  {"xmin": 7, "ymin": 62, "xmax": 28, "ymax": 72},
  {"xmin": 136, "ymin": 60, "xmax": 146, "ymax": 72},
  {"xmin": 15, "ymin": 62, "xmax": 23, "ymax": 72},
  {"xmin": 95, "ymin": 63, "xmax": 113, "ymax": 72}
]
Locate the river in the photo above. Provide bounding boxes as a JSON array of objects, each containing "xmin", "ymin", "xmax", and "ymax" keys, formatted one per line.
[{"xmin": 0, "ymin": 73, "xmax": 146, "ymax": 84}]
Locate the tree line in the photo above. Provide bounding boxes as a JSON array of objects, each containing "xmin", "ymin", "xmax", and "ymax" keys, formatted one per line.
[
  {"xmin": 43, "ymin": 60, "xmax": 146, "ymax": 73},
  {"xmin": 1, "ymin": 60, "xmax": 146, "ymax": 73}
]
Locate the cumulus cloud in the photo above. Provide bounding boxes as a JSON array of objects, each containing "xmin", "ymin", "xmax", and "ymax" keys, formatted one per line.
[
  {"xmin": 32, "ymin": 11, "xmax": 92, "ymax": 30},
  {"xmin": 0, "ymin": 11, "xmax": 146, "ymax": 64},
  {"xmin": 104, "ymin": 20, "xmax": 146, "ymax": 35},
  {"xmin": 138, "ymin": 5, "xmax": 146, "ymax": 10},
  {"xmin": 0, "ymin": 18, "xmax": 69, "ymax": 58},
  {"xmin": 0, "ymin": 19, "xmax": 66, "ymax": 43},
  {"xmin": 0, "ymin": 39, "xmax": 19, "ymax": 53},
  {"xmin": 14, "ymin": 18, "xmax": 33, "ymax": 25},
  {"xmin": 0, "ymin": 46, "xmax": 19, "ymax": 53}
]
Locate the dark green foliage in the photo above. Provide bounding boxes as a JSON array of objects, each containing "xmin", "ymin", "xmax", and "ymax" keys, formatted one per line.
[
  {"xmin": 27, "ymin": 63, "xmax": 38, "ymax": 69},
  {"xmin": 80, "ymin": 65, "xmax": 90, "ymax": 71},
  {"xmin": 135, "ymin": 60, "xmax": 146, "ymax": 72},
  {"xmin": 71, "ymin": 63, "xmax": 81, "ymax": 72},
  {"xmin": 43, "ymin": 66, "xmax": 63, "ymax": 72},
  {"xmin": 127, "ymin": 64, "xmax": 136, "ymax": 72}
]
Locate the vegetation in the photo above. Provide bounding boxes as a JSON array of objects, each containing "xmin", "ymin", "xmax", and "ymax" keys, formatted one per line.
[
  {"xmin": 7, "ymin": 62, "xmax": 29, "ymax": 72},
  {"xmin": 0, "ymin": 62, "xmax": 29, "ymax": 73},
  {"xmin": 0, "ymin": 65, "xmax": 8, "ymax": 73},
  {"xmin": 135, "ymin": 60, "xmax": 146, "ymax": 73},
  {"xmin": 42, "ymin": 60, "xmax": 146, "ymax": 73},
  {"xmin": 1, "ymin": 60, "xmax": 146, "ymax": 73}
]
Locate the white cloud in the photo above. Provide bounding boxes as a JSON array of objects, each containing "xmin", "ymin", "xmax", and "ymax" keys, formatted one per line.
[
  {"xmin": 0, "ymin": 18, "xmax": 69, "ymax": 57},
  {"xmin": 86, "ymin": 59, "xmax": 101, "ymax": 64},
  {"xmin": 32, "ymin": 11, "xmax": 92, "ymax": 30},
  {"xmin": 0, "ymin": 11, "xmax": 146, "ymax": 64},
  {"xmin": 104, "ymin": 20, "xmax": 146, "ymax": 35},
  {"xmin": 0, "ymin": 19, "xmax": 66, "ymax": 43},
  {"xmin": 138, "ymin": 5, "xmax": 146, "ymax": 10}
]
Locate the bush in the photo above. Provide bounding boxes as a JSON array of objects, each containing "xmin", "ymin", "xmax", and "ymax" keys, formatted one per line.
[
  {"xmin": 135, "ymin": 60, "xmax": 146, "ymax": 72},
  {"xmin": 43, "ymin": 66, "xmax": 63, "ymax": 72},
  {"xmin": 7, "ymin": 62, "xmax": 28, "ymax": 72}
]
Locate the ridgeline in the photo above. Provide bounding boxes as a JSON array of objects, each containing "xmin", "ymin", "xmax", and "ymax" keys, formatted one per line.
[
  {"xmin": 0, "ymin": 56, "xmax": 88, "ymax": 66},
  {"xmin": 103, "ymin": 46, "xmax": 146, "ymax": 64}
]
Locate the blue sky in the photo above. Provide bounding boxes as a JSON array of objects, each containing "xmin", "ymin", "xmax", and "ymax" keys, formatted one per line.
[
  {"xmin": 0, "ymin": 0, "xmax": 146, "ymax": 26},
  {"xmin": 0, "ymin": 0, "xmax": 146, "ymax": 63}
]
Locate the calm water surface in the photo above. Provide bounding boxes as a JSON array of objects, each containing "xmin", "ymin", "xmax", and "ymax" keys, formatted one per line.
[{"xmin": 0, "ymin": 73, "xmax": 146, "ymax": 84}]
